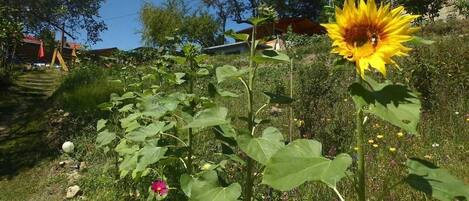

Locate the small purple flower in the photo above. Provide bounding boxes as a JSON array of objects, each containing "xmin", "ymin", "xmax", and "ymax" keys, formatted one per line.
[{"xmin": 151, "ymin": 180, "xmax": 168, "ymax": 196}]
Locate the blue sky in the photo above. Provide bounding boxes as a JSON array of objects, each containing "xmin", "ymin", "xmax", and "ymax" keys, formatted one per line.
[{"xmin": 76, "ymin": 0, "xmax": 249, "ymax": 50}]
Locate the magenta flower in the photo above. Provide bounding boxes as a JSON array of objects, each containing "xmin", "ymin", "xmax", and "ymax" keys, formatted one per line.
[{"xmin": 151, "ymin": 180, "xmax": 169, "ymax": 196}]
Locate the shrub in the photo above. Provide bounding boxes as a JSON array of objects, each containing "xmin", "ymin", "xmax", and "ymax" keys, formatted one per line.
[{"xmin": 52, "ymin": 65, "xmax": 122, "ymax": 116}]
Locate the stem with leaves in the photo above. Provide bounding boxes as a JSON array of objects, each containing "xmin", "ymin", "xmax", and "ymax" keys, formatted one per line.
[
  {"xmin": 288, "ymin": 57, "xmax": 294, "ymax": 142},
  {"xmin": 187, "ymin": 60, "xmax": 196, "ymax": 174},
  {"xmin": 243, "ymin": 23, "xmax": 257, "ymax": 201}
]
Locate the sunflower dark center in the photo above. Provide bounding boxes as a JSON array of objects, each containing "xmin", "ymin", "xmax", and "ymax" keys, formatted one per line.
[{"xmin": 345, "ymin": 25, "xmax": 381, "ymax": 47}]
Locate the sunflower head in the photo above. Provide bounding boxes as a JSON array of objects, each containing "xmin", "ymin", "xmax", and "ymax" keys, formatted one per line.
[{"xmin": 322, "ymin": 0, "xmax": 419, "ymax": 78}]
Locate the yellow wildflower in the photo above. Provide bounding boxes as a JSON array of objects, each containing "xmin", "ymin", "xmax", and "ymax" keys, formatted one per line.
[
  {"xmin": 372, "ymin": 144, "xmax": 379, "ymax": 148},
  {"xmin": 389, "ymin": 147, "xmax": 397, "ymax": 152},
  {"xmin": 377, "ymin": 134, "xmax": 384, "ymax": 139},
  {"xmin": 322, "ymin": 0, "xmax": 419, "ymax": 78},
  {"xmin": 368, "ymin": 139, "xmax": 375, "ymax": 144},
  {"xmin": 397, "ymin": 132, "xmax": 404, "ymax": 137}
]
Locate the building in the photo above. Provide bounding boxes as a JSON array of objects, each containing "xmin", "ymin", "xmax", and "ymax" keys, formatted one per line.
[
  {"xmin": 17, "ymin": 35, "xmax": 80, "ymax": 64},
  {"xmin": 203, "ymin": 18, "xmax": 325, "ymax": 54}
]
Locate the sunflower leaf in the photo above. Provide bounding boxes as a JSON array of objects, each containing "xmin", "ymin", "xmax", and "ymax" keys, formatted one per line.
[
  {"xmin": 189, "ymin": 170, "xmax": 241, "ymax": 201},
  {"xmin": 262, "ymin": 139, "xmax": 352, "ymax": 191},
  {"xmin": 236, "ymin": 127, "xmax": 284, "ymax": 165},
  {"xmin": 349, "ymin": 76, "xmax": 421, "ymax": 134},
  {"xmin": 405, "ymin": 158, "xmax": 469, "ymax": 201}
]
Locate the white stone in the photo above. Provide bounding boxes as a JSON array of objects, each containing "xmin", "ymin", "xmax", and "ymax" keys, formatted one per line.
[
  {"xmin": 62, "ymin": 141, "xmax": 74, "ymax": 153},
  {"xmin": 66, "ymin": 185, "xmax": 81, "ymax": 199}
]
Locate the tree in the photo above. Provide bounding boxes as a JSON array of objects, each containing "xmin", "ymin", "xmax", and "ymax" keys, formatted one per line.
[
  {"xmin": 3, "ymin": 0, "xmax": 107, "ymax": 44},
  {"xmin": 0, "ymin": 5, "xmax": 23, "ymax": 74},
  {"xmin": 454, "ymin": 0, "xmax": 469, "ymax": 18},
  {"xmin": 140, "ymin": 0, "xmax": 222, "ymax": 47},
  {"xmin": 396, "ymin": 0, "xmax": 446, "ymax": 21},
  {"xmin": 202, "ymin": 0, "xmax": 229, "ymax": 44},
  {"xmin": 263, "ymin": 0, "xmax": 327, "ymax": 20}
]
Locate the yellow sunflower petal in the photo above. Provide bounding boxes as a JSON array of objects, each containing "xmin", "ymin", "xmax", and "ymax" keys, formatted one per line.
[{"xmin": 322, "ymin": 0, "xmax": 418, "ymax": 78}]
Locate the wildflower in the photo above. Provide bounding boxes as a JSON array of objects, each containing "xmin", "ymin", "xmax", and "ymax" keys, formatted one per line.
[
  {"xmin": 396, "ymin": 132, "xmax": 404, "ymax": 137},
  {"xmin": 455, "ymin": 111, "xmax": 459, "ymax": 115},
  {"xmin": 377, "ymin": 134, "xmax": 384, "ymax": 139},
  {"xmin": 466, "ymin": 118, "xmax": 469, "ymax": 122},
  {"xmin": 389, "ymin": 147, "xmax": 397, "ymax": 152},
  {"xmin": 62, "ymin": 141, "xmax": 74, "ymax": 153},
  {"xmin": 368, "ymin": 139, "xmax": 375, "ymax": 144},
  {"xmin": 432, "ymin": 143, "xmax": 440, "ymax": 148},
  {"xmin": 322, "ymin": 0, "xmax": 419, "ymax": 78},
  {"xmin": 354, "ymin": 147, "xmax": 359, "ymax": 151},
  {"xmin": 201, "ymin": 163, "xmax": 212, "ymax": 171},
  {"xmin": 372, "ymin": 144, "xmax": 379, "ymax": 148},
  {"xmin": 424, "ymin": 155, "xmax": 433, "ymax": 160},
  {"xmin": 151, "ymin": 180, "xmax": 169, "ymax": 197}
]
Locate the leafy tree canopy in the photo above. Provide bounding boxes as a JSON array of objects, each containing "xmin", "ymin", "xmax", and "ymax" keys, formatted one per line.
[{"xmin": 140, "ymin": 0, "xmax": 222, "ymax": 47}]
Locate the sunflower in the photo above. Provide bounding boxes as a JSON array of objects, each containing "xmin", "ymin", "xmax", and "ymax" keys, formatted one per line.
[{"xmin": 322, "ymin": 0, "xmax": 419, "ymax": 78}]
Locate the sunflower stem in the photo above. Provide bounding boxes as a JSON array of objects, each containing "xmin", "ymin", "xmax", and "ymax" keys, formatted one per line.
[{"xmin": 355, "ymin": 77, "xmax": 366, "ymax": 201}]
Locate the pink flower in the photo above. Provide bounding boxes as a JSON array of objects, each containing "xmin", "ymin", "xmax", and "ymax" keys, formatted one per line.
[{"xmin": 151, "ymin": 180, "xmax": 168, "ymax": 196}]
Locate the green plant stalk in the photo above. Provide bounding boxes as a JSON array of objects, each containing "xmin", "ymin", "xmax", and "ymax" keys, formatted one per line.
[
  {"xmin": 356, "ymin": 104, "xmax": 366, "ymax": 200},
  {"xmin": 187, "ymin": 61, "xmax": 195, "ymax": 174},
  {"xmin": 356, "ymin": 108, "xmax": 365, "ymax": 200},
  {"xmin": 244, "ymin": 24, "xmax": 257, "ymax": 201},
  {"xmin": 288, "ymin": 58, "xmax": 294, "ymax": 142}
]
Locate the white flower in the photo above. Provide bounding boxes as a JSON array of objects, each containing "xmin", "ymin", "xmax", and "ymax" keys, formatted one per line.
[
  {"xmin": 455, "ymin": 111, "xmax": 460, "ymax": 115},
  {"xmin": 62, "ymin": 141, "xmax": 75, "ymax": 153},
  {"xmin": 432, "ymin": 143, "xmax": 440, "ymax": 148}
]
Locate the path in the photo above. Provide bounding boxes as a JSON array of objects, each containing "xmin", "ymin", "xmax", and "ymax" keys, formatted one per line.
[{"xmin": 0, "ymin": 69, "xmax": 63, "ymax": 176}]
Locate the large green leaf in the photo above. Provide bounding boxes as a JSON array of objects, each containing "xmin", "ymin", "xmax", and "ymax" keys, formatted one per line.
[
  {"xmin": 136, "ymin": 144, "xmax": 167, "ymax": 172},
  {"xmin": 225, "ymin": 29, "xmax": 250, "ymax": 41},
  {"xmin": 215, "ymin": 65, "xmax": 248, "ymax": 83},
  {"xmin": 185, "ymin": 107, "xmax": 228, "ymax": 129},
  {"xmin": 237, "ymin": 127, "xmax": 284, "ymax": 165},
  {"xmin": 263, "ymin": 92, "xmax": 294, "ymax": 104},
  {"xmin": 190, "ymin": 171, "xmax": 241, "ymax": 201},
  {"xmin": 208, "ymin": 83, "xmax": 239, "ymax": 98},
  {"xmin": 97, "ymin": 119, "xmax": 108, "ymax": 131},
  {"xmin": 262, "ymin": 139, "xmax": 352, "ymax": 191},
  {"xmin": 350, "ymin": 77, "xmax": 421, "ymax": 134},
  {"xmin": 405, "ymin": 158, "xmax": 469, "ymax": 201},
  {"xmin": 409, "ymin": 36, "xmax": 435, "ymax": 45},
  {"xmin": 126, "ymin": 122, "xmax": 165, "ymax": 142},
  {"xmin": 115, "ymin": 139, "xmax": 139, "ymax": 155},
  {"xmin": 253, "ymin": 50, "xmax": 290, "ymax": 63},
  {"xmin": 180, "ymin": 174, "xmax": 194, "ymax": 197},
  {"xmin": 96, "ymin": 129, "xmax": 116, "ymax": 147}
]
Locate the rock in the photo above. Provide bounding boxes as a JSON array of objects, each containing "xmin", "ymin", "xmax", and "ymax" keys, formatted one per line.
[
  {"xmin": 66, "ymin": 185, "xmax": 81, "ymax": 199},
  {"xmin": 63, "ymin": 112, "xmax": 70, "ymax": 117},
  {"xmin": 59, "ymin": 160, "xmax": 74, "ymax": 167},
  {"xmin": 79, "ymin": 162, "xmax": 87, "ymax": 171},
  {"xmin": 67, "ymin": 171, "xmax": 81, "ymax": 184}
]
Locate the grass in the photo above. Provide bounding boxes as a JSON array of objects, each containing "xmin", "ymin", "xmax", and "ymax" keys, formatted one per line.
[{"xmin": 0, "ymin": 20, "xmax": 468, "ymax": 200}]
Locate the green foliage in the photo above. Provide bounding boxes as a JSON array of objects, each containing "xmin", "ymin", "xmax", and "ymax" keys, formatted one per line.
[
  {"xmin": 406, "ymin": 158, "xmax": 469, "ymax": 201},
  {"xmin": 52, "ymin": 65, "xmax": 121, "ymax": 116},
  {"xmin": 396, "ymin": 0, "xmax": 445, "ymax": 21},
  {"xmin": 236, "ymin": 127, "xmax": 284, "ymax": 165},
  {"xmin": 350, "ymin": 76, "xmax": 421, "ymax": 134},
  {"xmin": 185, "ymin": 171, "xmax": 242, "ymax": 201},
  {"xmin": 263, "ymin": 139, "xmax": 352, "ymax": 191},
  {"xmin": 215, "ymin": 65, "xmax": 248, "ymax": 83},
  {"xmin": 185, "ymin": 107, "xmax": 229, "ymax": 129},
  {"xmin": 140, "ymin": 1, "xmax": 222, "ymax": 47},
  {"xmin": 4, "ymin": 0, "xmax": 106, "ymax": 43},
  {"xmin": 454, "ymin": 0, "xmax": 469, "ymax": 17},
  {"xmin": 0, "ymin": 5, "xmax": 23, "ymax": 74}
]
